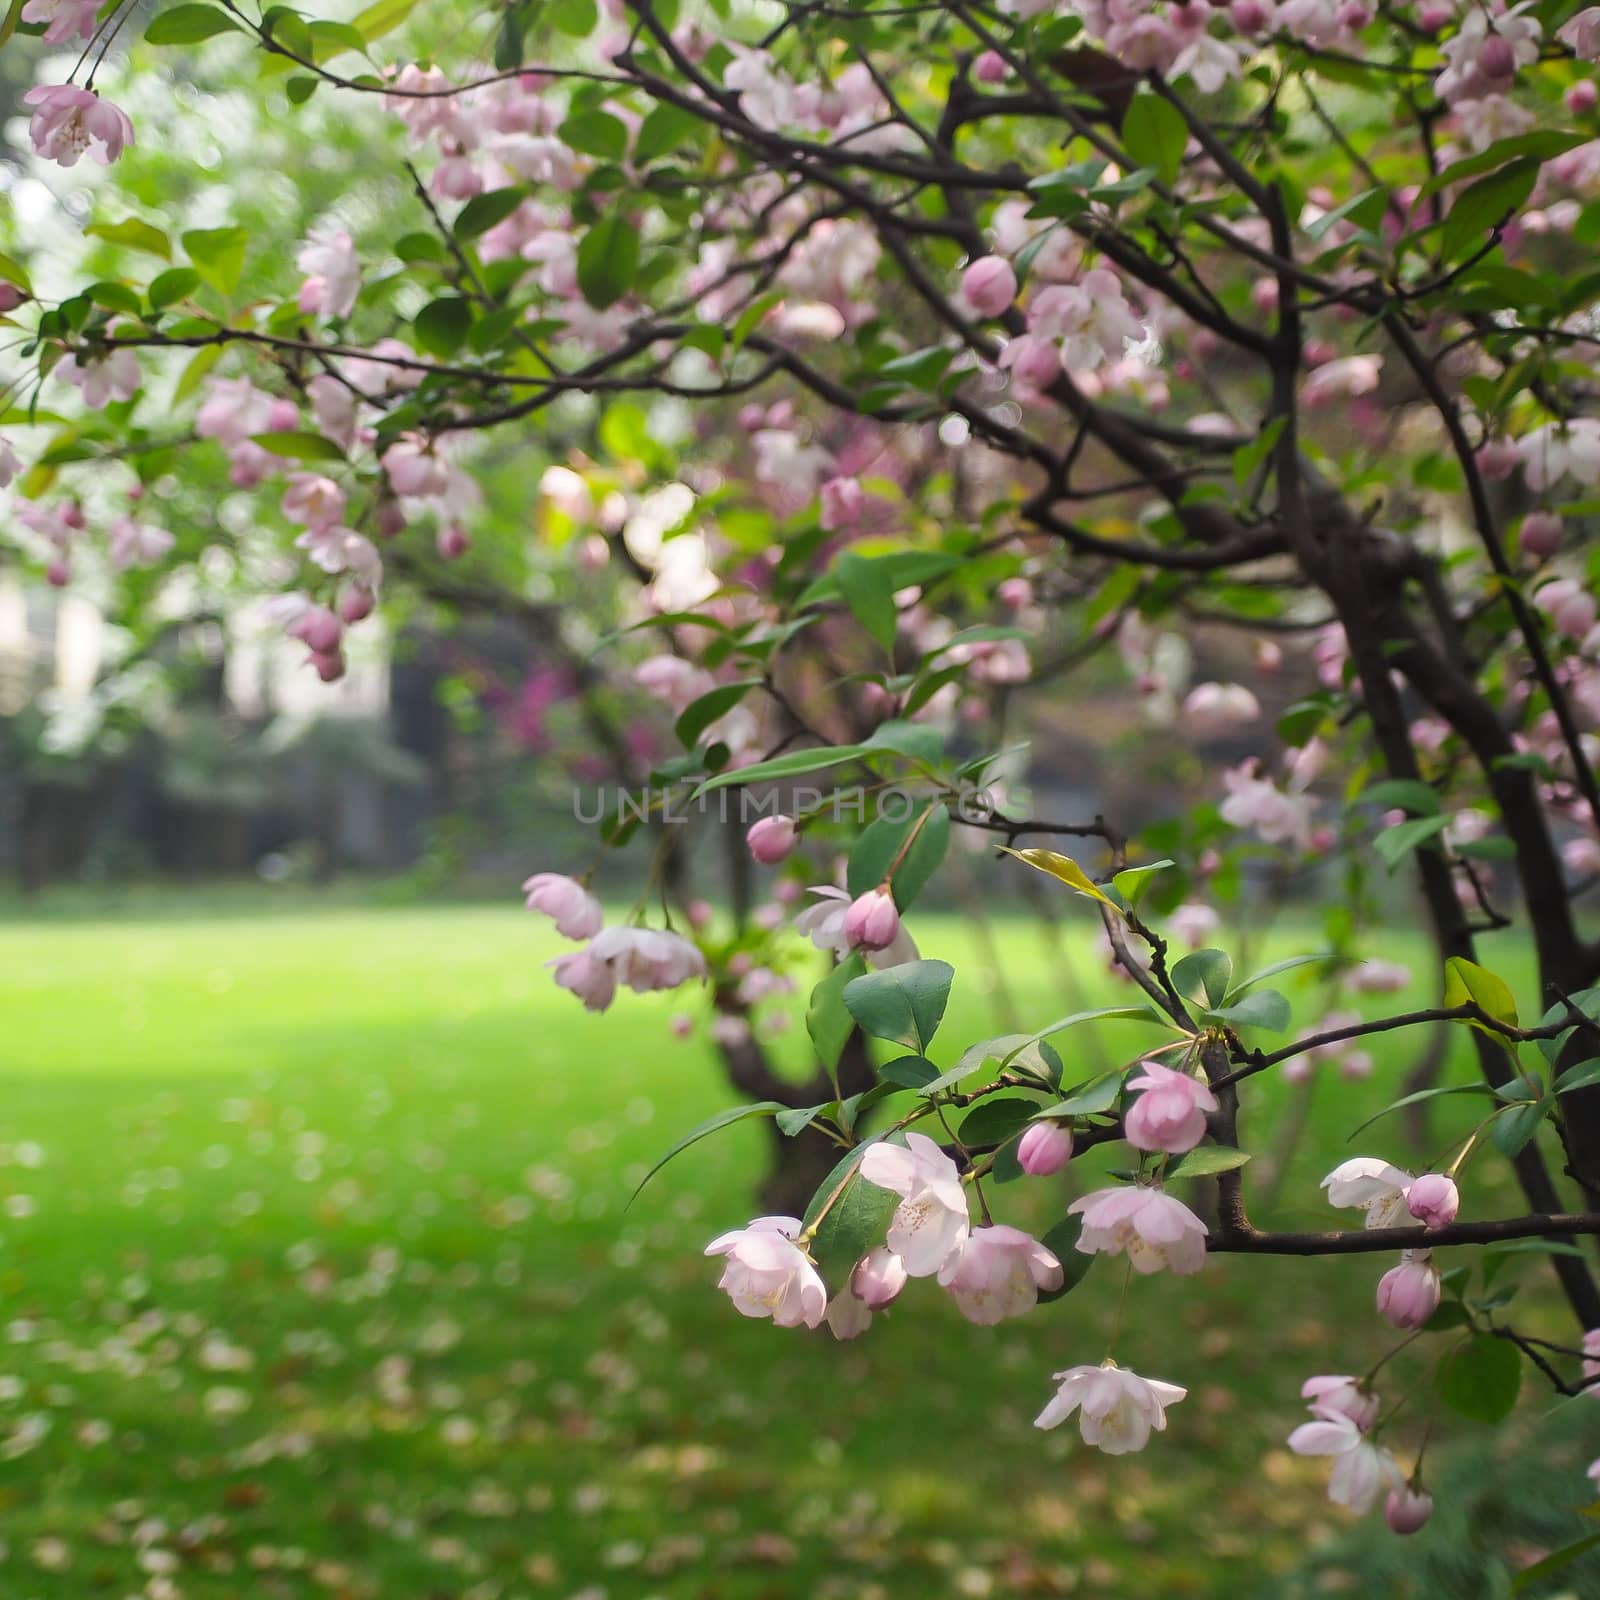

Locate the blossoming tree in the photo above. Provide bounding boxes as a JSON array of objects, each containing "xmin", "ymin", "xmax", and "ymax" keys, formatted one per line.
[{"xmin": 11, "ymin": 0, "xmax": 1600, "ymax": 1553}]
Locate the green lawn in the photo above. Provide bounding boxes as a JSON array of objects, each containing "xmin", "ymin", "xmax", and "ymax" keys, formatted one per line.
[{"xmin": 0, "ymin": 897, "xmax": 1596, "ymax": 1598}]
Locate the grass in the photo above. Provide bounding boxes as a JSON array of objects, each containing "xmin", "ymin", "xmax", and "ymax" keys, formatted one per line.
[{"xmin": 0, "ymin": 895, "xmax": 1597, "ymax": 1598}]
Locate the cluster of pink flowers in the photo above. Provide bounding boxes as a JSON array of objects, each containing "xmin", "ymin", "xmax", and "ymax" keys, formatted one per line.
[
  {"xmin": 522, "ymin": 870, "xmax": 706, "ymax": 1013},
  {"xmin": 1288, "ymin": 1374, "xmax": 1431, "ymax": 1530},
  {"xmin": 1323, "ymin": 1158, "xmax": 1458, "ymax": 1327}
]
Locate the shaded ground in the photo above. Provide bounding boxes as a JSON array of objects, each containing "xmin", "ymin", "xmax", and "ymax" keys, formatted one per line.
[{"xmin": 0, "ymin": 895, "xmax": 1596, "ymax": 1597}]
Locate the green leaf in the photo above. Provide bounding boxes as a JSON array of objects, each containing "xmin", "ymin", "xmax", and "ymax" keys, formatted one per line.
[
  {"xmin": 1112, "ymin": 859, "xmax": 1174, "ymax": 907},
  {"xmin": 1346, "ymin": 1082, "xmax": 1497, "ymax": 1140},
  {"xmin": 181, "ymin": 227, "xmax": 248, "ymax": 296},
  {"xmin": 1417, "ymin": 130, "xmax": 1587, "ymax": 201},
  {"xmin": 1436, "ymin": 1335, "xmax": 1520, "ymax": 1423},
  {"xmin": 958, "ymin": 1096, "xmax": 1040, "ymax": 1148},
  {"xmin": 1036, "ymin": 1215, "xmax": 1093, "ymax": 1303},
  {"xmin": 1204, "ymin": 989, "xmax": 1291, "ymax": 1033},
  {"xmin": 878, "ymin": 1054, "xmax": 939, "ymax": 1089},
  {"xmin": 1443, "ymin": 956, "xmax": 1519, "ymax": 1030},
  {"xmin": 1231, "ymin": 417, "xmax": 1286, "ymax": 488},
  {"xmin": 561, "ymin": 110, "xmax": 629, "ymax": 163},
  {"xmin": 1438, "ymin": 159, "xmax": 1540, "ymax": 265},
  {"xmin": 85, "ymin": 281, "xmax": 142, "ymax": 316},
  {"xmin": 549, "ymin": 0, "xmax": 596, "ymax": 34},
  {"xmin": 454, "ymin": 187, "xmax": 527, "ymax": 240},
  {"xmin": 836, "ymin": 549, "xmax": 899, "ymax": 654},
  {"xmin": 1511, "ymin": 1534, "xmax": 1600, "ymax": 1596},
  {"xmin": 1374, "ymin": 814, "xmax": 1450, "ymax": 871},
  {"xmin": 86, "ymin": 217, "xmax": 171, "ymax": 261},
  {"xmin": 802, "ymin": 1147, "xmax": 898, "ymax": 1282},
  {"xmin": 1001, "ymin": 847, "xmax": 1115, "ymax": 909},
  {"xmin": 630, "ymin": 1100, "xmax": 789, "ymax": 1202},
  {"xmin": 350, "ymin": 0, "xmax": 418, "ymax": 40},
  {"xmin": 1164, "ymin": 1145, "xmax": 1250, "ymax": 1180},
  {"xmin": 694, "ymin": 742, "xmax": 866, "ymax": 795},
  {"xmin": 1363, "ymin": 778, "xmax": 1441, "ymax": 816},
  {"xmin": 807, "ymin": 953, "xmax": 865, "ymax": 1087},
  {"xmin": 250, "ymin": 430, "xmax": 347, "ymax": 462},
  {"xmin": 634, "ymin": 102, "xmax": 699, "ymax": 163},
  {"xmin": 1555, "ymin": 1058, "xmax": 1600, "ymax": 1095},
  {"xmin": 674, "ymin": 680, "xmax": 761, "ymax": 749},
  {"xmin": 842, "ymin": 960, "xmax": 954, "ymax": 1054},
  {"xmin": 1172, "ymin": 948, "xmax": 1232, "ymax": 1009},
  {"xmin": 1223, "ymin": 953, "xmax": 1329, "ymax": 1003},
  {"xmin": 1492, "ymin": 1096, "xmax": 1551, "ymax": 1158},
  {"xmin": 147, "ymin": 268, "xmax": 200, "ymax": 310},
  {"xmin": 576, "ymin": 214, "xmax": 639, "ymax": 310},
  {"xmin": 1037, "ymin": 1070, "xmax": 1126, "ymax": 1119},
  {"xmin": 173, "ymin": 344, "xmax": 222, "ymax": 403},
  {"xmin": 1120, "ymin": 90, "xmax": 1187, "ymax": 186},
  {"xmin": 412, "ymin": 295, "xmax": 473, "ymax": 359},
  {"xmin": 847, "ymin": 806, "xmax": 950, "ymax": 910},
  {"xmin": 145, "ymin": 3, "xmax": 244, "ymax": 43}
]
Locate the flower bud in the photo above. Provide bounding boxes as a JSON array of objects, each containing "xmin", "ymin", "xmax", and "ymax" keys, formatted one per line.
[
  {"xmin": 1478, "ymin": 32, "xmax": 1515, "ymax": 79},
  {"xmin": 1376, "ymin": 1250, "xmax": 1441, "ymax": 1330},
  {"xmin": 1384, "ymin": 1484, "xmax": 1434, "ymax": 1535},
  {"xmin": 843, "ymin": 886, "xmax": 900, "ymax": 951},
  {"xmin": 311, "ymin": 649, "xmax": 345, "ymax": 683},
  {"xmin": 974, "ymin": 49, "xmax": 1008, "ymax": 82},
  {"xmin": 1404, "ymin": 1173, "xmax": 1459, "ymax": 1231},
  {"xmin": 850, "ymin": 1247, "xmax": 908, "ymax": 1310},
  {"xmin": 746, "ymin": 814, "xmax": 798, "ymax": 865},
  {"xmin": 340, "ymin": 583, "xmax": 377, "ymax": 624},
  {"xmin": 960, "ymin": 256, "xmax": 1018, "ymax": 319},
  {"xmin": 1568, "ymin": 79, "xmax": 1599, "ymax": 115},
  {"xmin": 1520, "ymin": 510, "xmax": 1563, "ymax": 559},
  {"xmin": 437, "ymin": 523, "xmax": 470, "ymax": 560},
  {"xmin": 1017, "ymin": 1121, "xmax": 1073, "ymax": 1176}
]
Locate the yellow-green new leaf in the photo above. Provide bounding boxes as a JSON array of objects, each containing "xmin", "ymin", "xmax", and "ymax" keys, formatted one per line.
[{"xmin": 1001, "ymin": 847, "xmax": 1116, "ymax": 911}]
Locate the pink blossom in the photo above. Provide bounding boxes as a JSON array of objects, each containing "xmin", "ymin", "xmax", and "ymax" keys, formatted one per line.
[
  {"xmin": 1017, "ymin": 1120, "xmax": 1073, "ymax": 1176},
  {"xmin": 1034, "ymin": 1362, "xmax": 1187, "ymax": 1454},
  {"xmin": 1168, "ymin": 901, "xmax": 1221, "ymax": 949},
  {"xmin": 1302, "ymin": 354, "xmax": 1382, "ymax": 407},
  {"xmin": 547, "ymin": 948, "xmax": 616, "ymax": 1011},
  {"xmin": 746, "ymin": 814, "xmax": 797, "ymax": 865},
  {"xmin": 819, "ymin": 475, "xmax": 864, "ymax": 531},
  {"xmin": 960, "ymin": 256, "xmax": 1018, "ymax": 319},
  {"xmin": 306, "ymin": 375, "xmax": 359, "ymax": 451},
  {"xmin": 704, "ymin": 1216, "xmax": 827, "ymax": 1329},
  {"xmin": 1404, "ymin": 1173, "xmax": 1459, "ymax": 1230},
  {"xmin": 1385, "ymin": 1485, "xmax": 1434, "ymax": 1534},
  {"xmin": 859, "ymin": 1131, "xmax": 970, "ymax": 1277},
  {"xmin": 195, "ymin": 377, "xmax": 277, "ymax": 446},
  {"xmin": 1518, "ymin": 420, "xmax": 1600, "ymax": 491},
  {"xmin": 1376, "ymin": 1249, "xmax": 1441, "ymax": 1329},
  {"xmin": 825, "ymin": 1287, "xmax": 872, "ymax": 1341},
  {"xmin": 521, "ymin": 872, "xmax": 603, "ymax": 940},
  {"xmin": 1028, "ymin": 269, "xmax": 1143, "ymax": 370},
  {"xmin": 586, "ymin": 925, "xmax": 706, "ymax": 993},
  {"xmin": 383, "ymin": 435, "xmax": 450, "ymax": 499},
  {"xmin": 21, "ymin": 0, "xmax": 100, "ymax": 44},
  {"xmin": 1288, "ymin": 1413, "xmax": 1400, "ymax": 1511},
  {"xmin": 56, "ymin": 347, "xmax": 140, "ymax": 409},
  {"xmin": 107, "ymin": 516, "xmax": 173, "ymax": 569},
  {"xmin": 340, "ymin": 583, "xmax": 376, "ymax": 624},
  {"xmin": 1068, "ymin": 1185, "xmax": 1208, "ymax": 1275},
  {"xmin": 1301, "ymin": 1374, "xmax": 1380, "ymax": 1431},
  {"xmin": 1323, "ymin": 1157, "xmax": 1415, "ymax": 1227},
  {"xmin": 281, "ymin": 473, "xmax": 347, "ymax": 532},
  {"xmin": 1182, "ymin": 681, "xmax": 1261, "ymax": 735},
  {"xmin": 23, "ymin": 85, "xmax": 135, "ymax": 167},
  {"xmin": 287, "ymin": 603, "xmax": 343, "ymax": 656},
  {"xmin": 1347, "ymin": 959, "xmax": 1410, "ymax": 994},
  {"xmin": 850, "ymin": 1246, "xmax": 908, "ymax": 1310},
  {"xmin": 1561, "ymin": 6, "xmax": 1600, "ymax": 57},
  {"xmin": 844, "ymin": 886, "xmax": 900, "ymax": 951},
  {"xmin": 1535, "ymin": 577, "xmax": 1598, "ymax": 640},
  {"xmin": 297, "ymin": 227, "xmax": 360, "ymax": 319},
  {"xmin": 939, "ymin": 1225, "xmax": 1061, "ymax": 1323},
  {"xmin": 1123, "ymin": 1060, "xmax": 1218, "ymax": 1154},
  {"xmin": 1220, "ymin": 760, "xmax": 1315, "ymax": 850}
]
